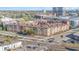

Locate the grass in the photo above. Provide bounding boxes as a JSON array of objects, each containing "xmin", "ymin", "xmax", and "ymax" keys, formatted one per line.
[
  {"xmin": 63, "ymin": 43, "xmax": 79, "ymax": 48},
  {"xmin": 0, "ymin": 31, "xmax": 22, "ymax": 41}
]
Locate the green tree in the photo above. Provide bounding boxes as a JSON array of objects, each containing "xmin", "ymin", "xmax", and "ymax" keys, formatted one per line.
[
  {"xmin": 4, "ymin": 36, "xmax": 12, "ymax": 44},
  {"xmin": 0, "ymin": 22, "xmax": 4, "ymax": 30},
  {"xmin": 21, "ymin": 13, "xmax": 32, "ymax": 21},
  {"xmin": 5, "ymin": 25, "xmax": 8, "ymax": 31},
  {"xmin": 25, "ymin": 29, "xmax": 35, "ymax": 35},
  {"xmin": 0, "ymin": 16, "xmax": 2, "ymax": 19}
]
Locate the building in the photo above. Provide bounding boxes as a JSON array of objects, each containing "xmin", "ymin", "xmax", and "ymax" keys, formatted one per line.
[
  {"xmin": 34, "ymin": 14, "xmax": 53, "ymax": 19},
  {"xmin": 53, "ymin": 7, "xmax": 63, "ymax": 16},
  {"xmin": 0, "ymin": 17, "xmax": 19, "ymax": 32},
  {"xmin": 0, "ymin": 17, "xmax": 70, "ymax": 36},
  {"xmin": 29, "ymin": 20, "xmax": 70, "ymax": 36},
  {"xmin": 69, "ymin": 17, "xmax": 79, "ymax": 28},
  {"xmin": 58, "ymin": 16, "xmax": 79, "ymax": 29}
]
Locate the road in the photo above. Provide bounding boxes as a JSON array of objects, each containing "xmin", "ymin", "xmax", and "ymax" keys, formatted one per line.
[
  {"xmin": 0, "ymin": 28, "xmax": 79, "ymax": 51},
  {"xmin": 0, "ymin": 28, "xmax": 79, "ymax": 41}
]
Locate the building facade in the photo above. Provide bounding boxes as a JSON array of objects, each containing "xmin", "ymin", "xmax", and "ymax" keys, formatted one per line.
[
  {"xmin": 53, "ymin": 7, "xmax": 63, "ymax": 16},
  {"xmin": 0, "ymin": 17, "xmax": 70, "ymax": 36},
  {"xmin": 31, "ymin": 20, "xmax": 70, "ymax": 36}
]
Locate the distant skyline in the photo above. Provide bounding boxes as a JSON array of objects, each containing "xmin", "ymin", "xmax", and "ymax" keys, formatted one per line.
[{"xmin": 0, "ymin": 7, "xmax": 78, "ymax": 11}]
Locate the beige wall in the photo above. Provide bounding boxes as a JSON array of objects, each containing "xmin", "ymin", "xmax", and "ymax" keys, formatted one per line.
[
  {"xmin": 41, "ymin": 25, "xmax": 69, "ymax": 36},
  {"xmin": 4, "ymin": 20, "xmax": 70, "ymax": 36}
]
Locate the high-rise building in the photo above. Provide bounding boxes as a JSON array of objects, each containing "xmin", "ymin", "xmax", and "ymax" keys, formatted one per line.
[{"xmin": 53, "ymin": 7, "xmax": 63, "ymax": 16}]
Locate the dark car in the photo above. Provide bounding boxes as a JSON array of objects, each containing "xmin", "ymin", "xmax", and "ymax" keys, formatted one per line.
[
  {"xmin": 26, "ymin": 46, "xmax": 31, "ymax": 48},
  {"xmin": 48, "ymin": 38, "xmax": 55, "ymax": 43},
  {"xmin": 17, "ymin": 32, "xmax": 27, "ymax": 35},
  {"xmin": 33, "ymin": 46, "xmax": 37, "ymax": 49}
]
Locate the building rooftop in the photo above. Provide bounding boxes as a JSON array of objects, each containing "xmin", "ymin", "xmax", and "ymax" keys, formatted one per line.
[{"xmin": 26, "ymin": 20, "xmax": 68, "ymax": 28}]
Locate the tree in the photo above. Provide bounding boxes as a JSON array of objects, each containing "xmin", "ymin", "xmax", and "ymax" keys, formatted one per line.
[
  {"xmin": 25, "ymin": 29, "xmax": 35, "ymax": 35},
  {"xmin": 4, "ymin": 36, "xmax": 12, "ymax": 44},
  {"xmin": 5, "ymin": 25, "xmax": 8, "ymax": 31},
  {"xmin": 0, "ymin": 22, "xmax": 4, "ymax": 30},
  {"xmin": 21, "ymin": 13, "xmax": 32, "ymax": 21},
  {"xmin": 0, "ymin": 16, "xmax": 2, "ymax": 19},
  {"xmin": 22, "ymin": 16, "xmax": 29, "ymax": 21},
  {"xmin": 19, "ymin": 18, "xmax": 26, "ymax": 24}
]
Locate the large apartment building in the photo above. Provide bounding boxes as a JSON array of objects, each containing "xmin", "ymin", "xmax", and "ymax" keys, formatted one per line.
[
  {"xmin": 31, "ymin": 20, "xmax": 70, "ymax": 36},
  {"xmin": 0, "ymin": 17, "xmax": 70, "ymax": 36}
]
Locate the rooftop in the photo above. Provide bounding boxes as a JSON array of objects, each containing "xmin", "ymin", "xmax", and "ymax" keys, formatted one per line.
[{"xmin": 26, "ymin": 20, "xmax": 69, "ymax": 28}]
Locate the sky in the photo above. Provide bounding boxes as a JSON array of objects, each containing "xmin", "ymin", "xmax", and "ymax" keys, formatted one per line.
[
  {"xmin": 0, "ymin": 7, "xmax": 52, "ymax": 11},
  {"xmin": 0, "ymin": 7, "xmax": 78, "ymax": 11}
]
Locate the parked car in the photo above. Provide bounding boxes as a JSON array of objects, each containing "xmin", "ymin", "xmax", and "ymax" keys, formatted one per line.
[
  {"xmin": 48, "ymin": 38, "xmax": 55, "ymax": 43},
  {"xmin": 26, "ymin": 46, "xmax": 31, "ymax": 48},
  {"xmin": 26, "ymin": 45, "xmax": 38, "ymax": 50}
]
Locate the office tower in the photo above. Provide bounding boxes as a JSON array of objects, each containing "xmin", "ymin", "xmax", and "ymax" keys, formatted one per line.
[{"xmin": 53, "ymin": 7, "xmax": 63, "ymax": 16}]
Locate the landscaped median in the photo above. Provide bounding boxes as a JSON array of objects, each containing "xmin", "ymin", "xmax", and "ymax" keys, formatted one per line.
[
  {"xmin": 63, "ymin": 43, "xmax": 79, "ymax": 47},
  {"xmin": 63, "ymin": 43, "xmax": 79, "ymax": 51}
]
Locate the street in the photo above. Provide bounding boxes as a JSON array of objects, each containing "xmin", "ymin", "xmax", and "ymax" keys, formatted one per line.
[{"xmin": 0, "ymin": 28, "xmax": 79, "ymax": 51}]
